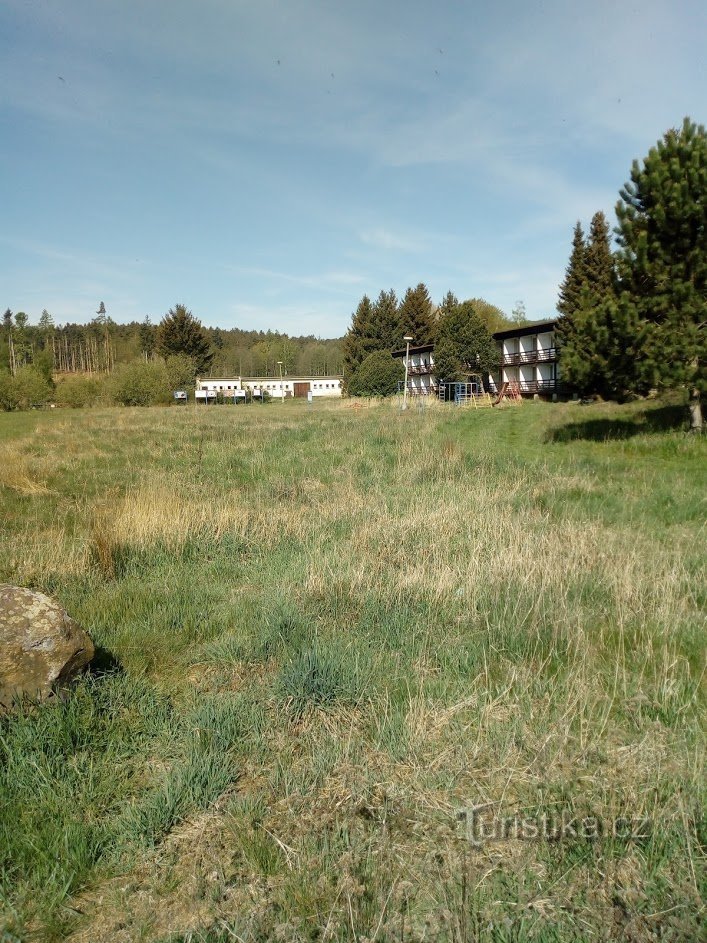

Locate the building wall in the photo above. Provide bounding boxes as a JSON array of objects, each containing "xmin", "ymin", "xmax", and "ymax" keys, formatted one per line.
[
  {"xmin": 395, "ymin": 348, "xmax": 437, "ymax": 395},
  {"xmin": 196, "ymin": 377, "xmax": 342, "ymax": 398},
  {"xmin": 491, "ymin": 321, "xmax": 559, "ymax": 395}
]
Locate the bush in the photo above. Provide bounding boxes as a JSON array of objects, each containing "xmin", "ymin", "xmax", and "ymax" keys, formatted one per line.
[
  {"xmin": 0, "ymin": 366, "xmax": 51, "ymax": 410},
  {"xmin": 164, "ymin": 353, "xmax": 197, "ymax": 393},
  {"xmin": 347, "ymin": 350, "xmax": 404, "ymax": 397},
  {"xmin": 55, "ymin": 375, "xmax": 102, "ymax": 408},
  {"xmin": 110, "ymin": 361, "xmax": 170, "ymax": 407}
]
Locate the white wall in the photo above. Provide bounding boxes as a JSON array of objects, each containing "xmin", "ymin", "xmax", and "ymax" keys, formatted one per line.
[
  {"xmin": 536, "ymin": 332, "xmax": 553, "ymax": 354},
  {"xmin": 197, "ymin": 377, "xmax": 342, "ymax": 398}
]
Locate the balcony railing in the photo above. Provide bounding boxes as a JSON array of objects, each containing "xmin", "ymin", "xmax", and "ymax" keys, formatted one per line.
[
  {"xmin": 406, "ymin": 363, "xmax": 433, "ymax": 375},
  {"xmin": 514, "ymin": 379, "xmax": 557, "ymax": 393},
  {"xmin": 501, "ymin": 347, "xmax": 556, "ymax": 366},
  {"xmin": 398, "ymin": 379, "xmax": 438, "ymax": 394}
]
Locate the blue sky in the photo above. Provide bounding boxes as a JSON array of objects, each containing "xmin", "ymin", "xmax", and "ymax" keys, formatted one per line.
[{"xmin": 1, "ymin": 0, "xmax": 705, "ymax": 337}]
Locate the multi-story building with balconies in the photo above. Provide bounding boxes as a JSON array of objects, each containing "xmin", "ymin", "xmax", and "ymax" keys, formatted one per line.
[
  {"xmin": 392, "ymin": 320, "xmax": 560, "ymax": 398},
  {"xmin": 490, "ymin": 320, "xmax": 558, "ymax": 395}
]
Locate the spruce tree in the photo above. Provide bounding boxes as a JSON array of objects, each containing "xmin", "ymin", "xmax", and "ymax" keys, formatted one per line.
[
  {"xmin": 157, "ymin": 304, "xmax": 213, "ymax": 375},
  {"xmin": 398, "ymin": 283, "xmax": 434, "ymax": 345},
  {"xmin": 556, "ymin": 214, "xmax": 619, "ymax": 396},
  {"xmin": 437, "ymin": 291, "xmax": 459, "ymax": 319},
  {"xmin": 435, "ymin": 301, "xmax": 499, "ymax": 378},
  {"xmin": 584, "ymin": 211, "xmax": 615, "ymax": 299},
  {"xmin": 347, "ymin": 350, "xmax": 403, "ymax": 397},
  {"xmin": 371, "ymin": 289, "xmax": 401, "ymax": 350},
  {"xmin": 431, "ymin": 336, "xmax": 463, "ymax": 382},
  {"xmin": 557, "ymin": 222, "xmax": 587, "ymax": 318},
  {"xmin": 615, "ymin": 117, "xmax": 706, "ymax": 429},
  {"xmin": 342, "ymin": 294, "xmax": 376, "ymax": 380}
]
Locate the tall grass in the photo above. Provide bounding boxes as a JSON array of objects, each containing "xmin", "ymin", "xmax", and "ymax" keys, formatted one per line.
[{"xmin": 0, "ymin": 397, "xmax": 704, "ymax": 941}]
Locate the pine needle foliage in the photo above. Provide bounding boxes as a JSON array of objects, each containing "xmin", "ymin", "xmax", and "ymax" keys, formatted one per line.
[{"xmin": 615, "ymin": 117, "xmax": 707, "ymax": 428}]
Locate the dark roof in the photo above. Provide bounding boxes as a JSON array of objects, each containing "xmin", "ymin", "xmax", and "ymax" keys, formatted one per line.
[
  {"xmin": 492, "ymin": 319, "xmax": 557, "ymax": 340},
  {"xmin": 391, "ymin": 343, "xmax": 435, "ymax": 358}
]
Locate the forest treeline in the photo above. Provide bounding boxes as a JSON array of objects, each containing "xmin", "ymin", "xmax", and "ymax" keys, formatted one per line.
[{"xmin": 0, "ymin": 309, "xmax": 344, "ymax": 380}]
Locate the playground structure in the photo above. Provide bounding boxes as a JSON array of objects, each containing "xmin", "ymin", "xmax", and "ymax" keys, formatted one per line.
[
  {"xmin": 437, "ymin": 375, "xmax": 493, "ymax": 408},
  {"xmin": 397, "ymin": 373, "xmax": 495, "ymax": 408},
  {"xmin": 492, "ymin": 380, "xmax": 522, "ymax": 406}
]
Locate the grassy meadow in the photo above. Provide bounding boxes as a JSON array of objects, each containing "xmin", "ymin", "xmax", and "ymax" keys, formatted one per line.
[{"xmin": 0, "ymin": 396, "xmax": 705, "ymax": 942}]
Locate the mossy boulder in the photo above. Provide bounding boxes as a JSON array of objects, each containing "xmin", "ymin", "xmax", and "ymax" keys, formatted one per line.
[{"xmin": 0, "ymin": 585, "xmax": 94, "ymax": 708}]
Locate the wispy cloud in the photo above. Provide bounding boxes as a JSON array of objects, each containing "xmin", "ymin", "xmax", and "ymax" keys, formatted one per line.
[
  {"xmin": 358, "ymin": 228, "xmax": 426, "ymax": 253},
  {"xmin": 230, "ymin": 266, "xmax": 367, "ymax": 292}
]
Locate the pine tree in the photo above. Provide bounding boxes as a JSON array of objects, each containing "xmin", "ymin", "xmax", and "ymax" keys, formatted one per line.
[
  {"xmin": 557, "ymin": 222, "xmax": 587, "ymax": 318},
  {"xmin": 615, "ymin": 117, "xmax": 706, "ymax": 429},
  {"xmin": 3, "ymin": 309, "xmax": 14, "ymax": 333},
  {"xmin": 157, "ymin": 304, "xmax": 213, "ymax": 375},
  {"xmin": 556, "ymin": 289, "xmax": 648, "ymax": 399},
  {"xmin": 398, "ymin": 283, "xmax": 434, "ymax": 345}
]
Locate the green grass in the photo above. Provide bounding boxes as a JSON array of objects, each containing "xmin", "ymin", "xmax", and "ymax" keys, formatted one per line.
[{"xmin": 0, "ymin": 395, "xmax": 705, "ymax": 941}]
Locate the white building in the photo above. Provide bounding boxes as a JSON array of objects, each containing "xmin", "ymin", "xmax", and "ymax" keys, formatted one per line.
[
  {"xmin": 391, "ymin": 320, "xmax": 560, "ymax": 398},
  {"xmin": 195, "ymin": 376, "xmax": 343, "ymax": 400},
  {"xmin": 490, "ymin": 321, "xmax": 558, "ymax": 395},
  {"xmin": 390, "ymin": 343, "xmax": 437, "ymax": 395}
]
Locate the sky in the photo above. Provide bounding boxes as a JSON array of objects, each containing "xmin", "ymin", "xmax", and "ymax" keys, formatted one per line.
[{"xmin": 1, "ymin": 0, "xmax": 705, "ymax": 338}]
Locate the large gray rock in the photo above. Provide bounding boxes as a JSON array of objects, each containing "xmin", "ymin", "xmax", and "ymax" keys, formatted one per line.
[{"xmin": 0, "ymin": 584, "xmax": 94, "ymax": 707}]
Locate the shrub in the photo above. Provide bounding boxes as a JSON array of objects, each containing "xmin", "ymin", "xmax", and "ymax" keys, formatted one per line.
[
  {"xmin": 55, "ymin": 375, "xmax": 102, "ymax": 408},
  {"xmin": 0, "ymin": 369, "xmax": 18, "ymax": 410},
  {"xmin": 0, "ymin": 366, "xmax": 51, "ymax": 410},
  {"xmin": 164, "ymin": 353, "xmax": 197, "ymax": 393},
  {"xmin": 347, "ymin": 350, "xmax": 404, "ymax": 397},
  {"xmin": 110, "ymin": 361, "xmax": 170, "ymax": 406}
]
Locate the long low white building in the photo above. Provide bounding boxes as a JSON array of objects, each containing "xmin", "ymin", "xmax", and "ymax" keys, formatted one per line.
[{"xmin": 195, "ymin": 376, "xmax": 343, "ymax": 400}]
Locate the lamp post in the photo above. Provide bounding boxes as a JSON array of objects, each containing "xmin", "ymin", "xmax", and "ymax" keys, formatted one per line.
[
  {"xmin": 403, "ymin": 335, "xmax": 413, "ymax": 409},
  {"xmin": 277, "ymin": 361, "xmax": 284, "ymax": 404}
]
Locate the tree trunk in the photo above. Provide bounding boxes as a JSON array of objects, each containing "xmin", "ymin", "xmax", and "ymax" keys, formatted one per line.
[{"xmin": 689, "ymin": 387, "xmax": 702, "ymax": 432}]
